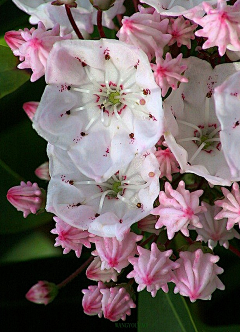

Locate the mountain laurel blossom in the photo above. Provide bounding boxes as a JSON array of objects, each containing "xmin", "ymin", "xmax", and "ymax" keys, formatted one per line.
[
  {"xmin": 46, "ymin": 144, "xmax": 160, "ymax": 240},
  {"xmin": 33, "ymin": 39, "xmax": 163, "ymax": 182},
  {"xmin": 151, "ymin": 181, "xmax": 205, "ymax": 240},
  {"xmin": 100, "ymin": 287, "xmax": 136, "ymax": 321},
  {"xmin": 215, "ymin": 183, "xmax": 240, "ymax": 230},
  {"xmin": 194, "ymin": 0, "xmax": 240, "ymax": 56},
  {"xmin": 5, "ymin": 22, "xmax": 71, "ymax": 82},
  {"xmin": 127, "ymin": 242, "xmax": 180, "ymax": 297},
  {"xmin": 173, "ymin": 249, "xmax": 225, "ymax": 302},
  {"xmin": 91, "ymin": 232, "xmax": 142, "ymax": 272},
  {"xmin": 51, "ymin": 217, "xmax": 95, "ymax": 257}
]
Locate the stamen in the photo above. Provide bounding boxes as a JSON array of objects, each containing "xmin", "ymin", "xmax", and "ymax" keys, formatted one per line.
[
  {"xmin": 178, "ymin": 137, "xmax": 201, "ymax": 143},
  {"xmin": 73, "ymin": 87, "xmax": 91, "ymax": 93},
  {"xmin": 189, "ymin": 142, "xmax": 206, "ymax": 164},
  {"xmin": 98, "ymin": 190, "xmax": 114, "ymax": 214},
  {"xmin": 203, "ymin": 97, "xmax": 210, "ymax": 134},
  {"xmin": 177, "ymin": 120, "xmax": 203, "ymax": 136},
  {"xmin": 84, "ymin": 67, "xmax": 101, "ymax": 87},
  {"xmin": 208, "ymin": 126, "xmax": 221, "ymax": 138},
  {"xmin": 120, "ymin": 182, "xmax": 148, "ymax": 190}
]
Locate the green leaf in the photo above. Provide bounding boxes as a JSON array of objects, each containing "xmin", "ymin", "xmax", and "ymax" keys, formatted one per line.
[
  {"xmin": 138, "ymin": 285, "xmax": 240, "ymax": 332},
  {"xmin": 0, "ymin": 45, "xmax": 30, "ymax": 99},
  {"xmin": 0, "ymin": 232, "xmax": 62, "ymax": 263},
  {"xmin": 138, "ymin": 284, "xmax": 199, "ymax": 332}
]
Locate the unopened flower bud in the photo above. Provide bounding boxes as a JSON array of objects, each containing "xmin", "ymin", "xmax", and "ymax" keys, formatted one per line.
[
  {"xmin": 89, "ymin": 0, "xmax": 116, "ymax": 11},
  {"xmin": 51, "ymin": 0, "xmax": 77, "ymax": 7},
  {"xmin": 22, "ymin": 102, "xmax": 39, "ymax": 121},
  {"xmin": 7, "ymin": 181, "xmax": 45, "ymax": 218},
  {"xmin": 35, "ymin": 162, "xmax": 50, "ymax": 181},
  {"xmin": 26, "ymin": 281, "xmax": 58, "ymax": 305}
]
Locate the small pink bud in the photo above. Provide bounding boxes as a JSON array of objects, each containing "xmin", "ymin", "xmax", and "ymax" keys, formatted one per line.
[
  {"xmin": 7, "ymin": 181, "xmax": 45, "ymax": 218},
  {"xmin": 35, "ymin": 162, "xmax": 50, "ymax": 181},
  {"xmin": 26, "ymin": 281, "xmax": 58, "ymax": 305},
  {"xmin": 22, "ymin": 101, "xmax": 39, "ymax": 121}
]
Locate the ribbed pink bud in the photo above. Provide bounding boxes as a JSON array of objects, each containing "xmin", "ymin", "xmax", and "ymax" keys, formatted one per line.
[
  {"xmin": 152, "ymin": 181, "xmax": 205, "ymax": 240},
  {"xmin": 23, "ymin": 101, "xmax": 39, "ymax": 121},
  {"xmin": 128, "ymin": 243, "xmax": 179, "ymax": 297},
  {"xmin": 4, "ymin": 30, "xmax": 25, "ymax": 55},
  {"xmin": 25, "ymin": 281, "xmax": 58, "ymax": 305},
  {"xmin": 173, "ymin": 249, "xmax": 225, "ymax": 302},
  {"xmin": 91, "ymin": 232, "xmax": 142, "ymax": 273},
  {"xmin": 86, "ymin": 257, "xmax": 118, "ymax": 282},
  {"xmin": 82, "ymin": 282, "xmax": 106, "ymax": 317},
  {"xmin": 7, "ymin": 181, "xmax": 44, "ymax": 218},
  {"xmin": 100, "ymin": 287, "xmax": 136, "ymax": 321},
  {"xmin": 51, "ymin": 217, "xmax": 94, "ymax": 258}
]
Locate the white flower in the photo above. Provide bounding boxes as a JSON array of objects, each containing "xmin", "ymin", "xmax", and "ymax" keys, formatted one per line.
[
  {"xmin": 139, "ymin": 0, "xmax": 218, "ymax": 20},
  {"xmin": 214, "ymin": 71, "xmax": 240, "ymax": 178},
  {"xmin": 33, "ymin": 39, "xmax": 163, "ymax": 182},
  {"xmin": 164, "ymin": 56, "xmax": 240, "ymax": 186},
  {"xmin": 46, "ymin": 144, "xmax": 160, "ymax": 240}
]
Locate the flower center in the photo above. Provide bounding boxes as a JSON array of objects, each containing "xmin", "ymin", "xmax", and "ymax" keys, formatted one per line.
[
  {"xmin": 108, "ymin": 91, "xmax": 120, "ymax": 105},
  {"xmin": 176, "ymin": 97, "xmax": 221, "ymax": 163},
  {"xmin": 71, "ymin": 62, "xmax": 151, "ymax": 131},
  {"xmin": 112, "ymin": 181, "xmax": 122, "ymax": 194}
]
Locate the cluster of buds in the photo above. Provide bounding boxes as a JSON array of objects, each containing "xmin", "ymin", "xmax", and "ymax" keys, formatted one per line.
[{"xmin": 4, "ymin": 0, "xmax": 240, "ymax": 325}]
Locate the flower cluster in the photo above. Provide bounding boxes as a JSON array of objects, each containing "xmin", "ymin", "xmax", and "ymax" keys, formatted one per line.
[{"xmin": 5, "ymin": 0, "xmax": 240, "ymax": 325}]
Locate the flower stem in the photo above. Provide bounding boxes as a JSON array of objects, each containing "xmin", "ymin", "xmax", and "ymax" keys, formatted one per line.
[
  {"xmin": 139, "ymin": 233, "xmax": 157, "ymax": 247},
  {"xmin": 132, "ymin": 0, "xmax": 139, "ymax": 12},
  {"xmin": 65, "ymin": 5, "xmax": 84, "ymax": 40},
  {"xmin": 57, "ymin": 256, "xmax": 93, "ymax": 289},
  {"xmin": 97, "ymin": 10, "xmax": 106, "ymax": 38},
  {"xmin": 0, "ymin": 158, "xmax": 24, "ymax": 181},
  {"xmin": 229, "ymin": 244, "xmax": 240, "ymax": 258}
]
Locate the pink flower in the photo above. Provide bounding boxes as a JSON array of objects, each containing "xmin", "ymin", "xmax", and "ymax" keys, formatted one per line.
[
  {"xmin": 215, "ymin": 183, "xmax": 240, "ymax": 230},
  {"xmin": 167, "ymin": 16, "xmax": 197, "ymax": 49},
  {"xmin": 194, "ymin": 202, "xmax": 240, "ymax": 249},
  {"xmin": 151, "ymin": 181, "xmax": 205, "ymax": 240},
  {"xmin": 22, "ymin": 101, "xmax": 39, "ymax": 121},
  {"xmin": 91, "ymin": 232, "xmax": 142, "ymax": 273},
  {"xmin": 173, "ymin": 249, "xmax": 225, "ymax": 302},
  {"xmin": 100, "ymin": 287, "xmax": 136, "ymax": 321},
  {"xmin": 7, "ymin": 181, "xmax": 44, "ymax": 218},
  {"xmin": 82, "ymin": 281, "xmax": 106, "ymax": 317},
  {"xmin": 86, "ymin": 257, "xmax": 118, "ymax": 282},
  {"xmin": 35, "ymin": 161, "xmax": 50, "ymax": 181},
  {"xmin": 127, "ymin": 243, "xmax": 179, "ymax": 297},
  {"xmin": 51, "ymin": 217, "xmax": 95, "ymax": 258},
  {"xmin": 194, "ymin": 0, "xmax": 240, "ymax": 56},
  {"xmin": 5, "ymin": 22, "xmax": 71, "ymax": 82},
  {"xmin": 117, "ymin": 6, "xmax": 171, "ymax": 60},
  {"xmin": 155, "ymin": 146, "xmax": 179, "ymax": 181},
  {"xmin": 151, "ymin": 52, "xmax": 188, "ymax": 97},
  {"xmin": 25, "ymin": 281, "xmax": 58, "ymax": 305}
]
